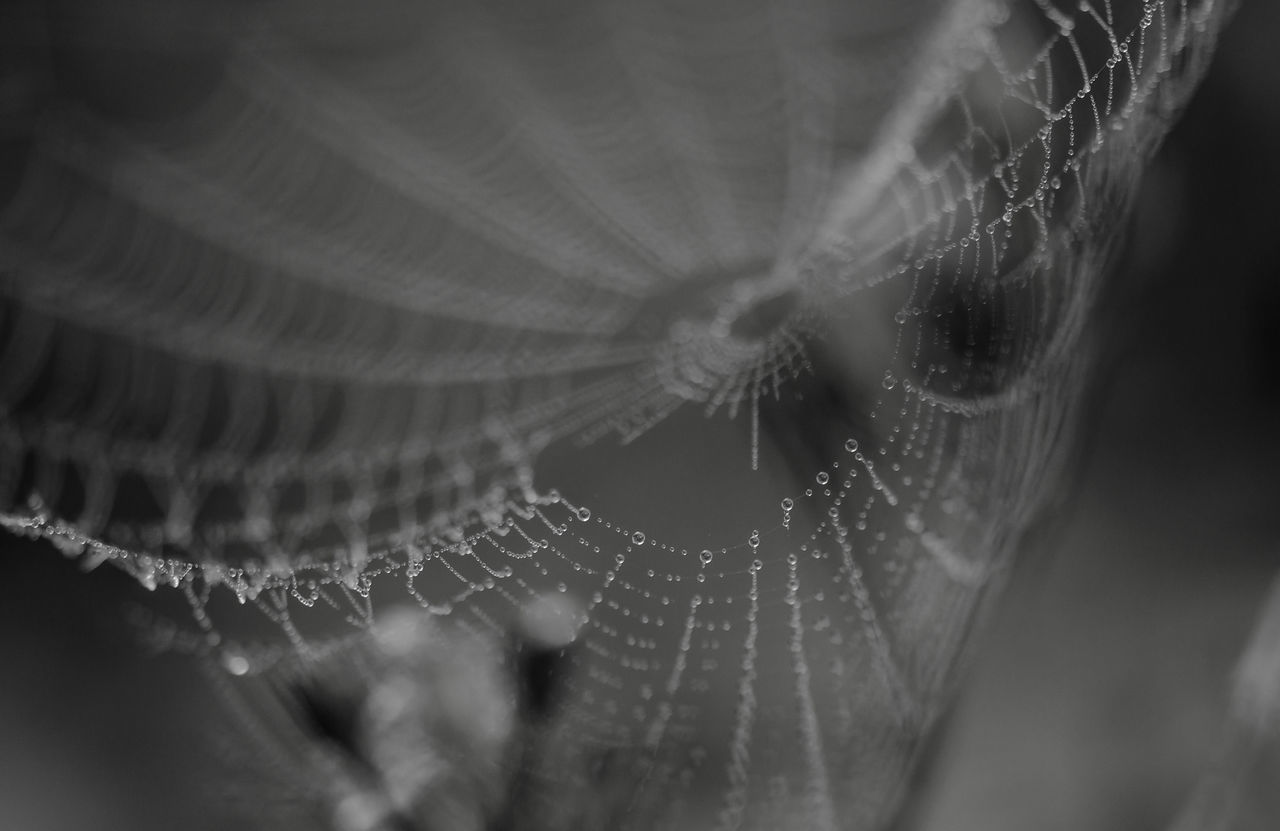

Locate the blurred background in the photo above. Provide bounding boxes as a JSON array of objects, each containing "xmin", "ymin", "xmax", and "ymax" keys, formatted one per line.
[{"xmin": 2, "ymin": 1, "xmax": 1279, "ymax": 830}]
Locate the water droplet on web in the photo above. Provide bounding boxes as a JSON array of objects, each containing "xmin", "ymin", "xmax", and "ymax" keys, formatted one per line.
[
  {"xmin": 882, "ymin": 372, "xmax": 898, "ymax": 390},
  {"xmin": 577, "ymin": 507, "xmax": 591, "ymax": 521},
  {"xmin": 221, "ymin": 650, "xmax": 250, "ymax": 676},
  {"xmin": 815, "ymin": 471, "xmax": 829, "ymax": 485},
  {"xmin": 632, "ymin": 530, "xmax": 646, "ymax": 546},
  {"xmin": 780, "ymin": 497, "xmax": 794, "ymax": 511},
  {"xmin": 700, "ymin": 549, "xmax": 714, "ymax": 566},
  {"xmin": 845, "ymin": 438, "xmax": 859, "ymax": 453}
]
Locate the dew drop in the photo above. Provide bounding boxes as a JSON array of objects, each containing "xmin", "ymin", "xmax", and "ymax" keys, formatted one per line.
[
  {"xmin": 780, "ymin": 497, "xmax": 793, "ymax": 511},
  {"xmin": 699, "ymin": 549, "xmax": 714, "ymax": 566},
  {"xmin": 631, "ymin": 531, "xmax": 646, "ymax": 546},
  {"xmin": 221, "ymin": 651, "xmax": 250, "ymax": 676},
  {"xmin": 815, "ymin": 471, "xmax": 829, "ymax": 486},
  {"xmin": 882, "ymin": 371, "xmax": 897, "ymax": 390},
  {"xmin": 844, "ymin": 438, "xmax": 859, "ymax": 453}
]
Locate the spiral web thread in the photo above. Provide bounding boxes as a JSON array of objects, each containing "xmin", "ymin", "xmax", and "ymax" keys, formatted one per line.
[{"xmin": 0, "ymin": 0, "xmax": 1232, "ymax": 828}]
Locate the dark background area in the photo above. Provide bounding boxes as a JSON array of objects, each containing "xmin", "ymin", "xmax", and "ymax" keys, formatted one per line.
[{"xmin": 2, "ymin": 1, "xmax": 1280, "ymax": 829}]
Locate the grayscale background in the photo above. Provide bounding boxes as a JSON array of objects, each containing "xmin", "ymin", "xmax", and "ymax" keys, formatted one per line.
[{"xmin": 1, "ymin": 2, "xmax": 1278, "ymax": 830}]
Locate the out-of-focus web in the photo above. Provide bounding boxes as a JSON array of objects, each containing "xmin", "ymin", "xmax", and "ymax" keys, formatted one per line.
[{"xmin": 0, "ymin": 1, "xmax": 1234, "ymax": 828}]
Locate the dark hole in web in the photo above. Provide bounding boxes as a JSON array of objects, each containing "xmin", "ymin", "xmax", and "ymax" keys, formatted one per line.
[
  {"xmin": 108, "ymin": 470, "xmax": 165, "ymax": 527},
  {"xmin": 249, "ymin": 381, "xmax": 283, "ymax": 459},
  {"xmin": 303, "ymin": 384, "xmax": 347, "ymax": 454},
  {"xmin": 13, "ymin": 448, "xmax": 37, "ymax": 510},
  {"xmin": 330, "ymin": 477, "xmax": 355, "ymax": 512},
  {"xmin": 759, "ymin": 335, "xmax": 880, "ymax": 487},
  {"xmin": 295, "ymin": 520, "xmax": 349, "ymax": 558},
  {"xmin": 274, "ymin": 478, "xmax": 308, "ymax": 516},
  {"xmin": 727, "ymin": 289, "xmax": 799, "ymax": 342},
  {"xmin": 11, "ymin": 311, "xmax": 64, "ymax": 417},
  {"xmin": 943, "ymin": 289, "xmax": 1004, "ymax": 373},
  {"xmin": 193, "ymin": 482, "xmax": 245, "ymax": 529},
  {"xmin": 194, "ymin": 363, "xmax": 232, "ymax": 452},
  {"xmin": 908, "ymin": 269, "xmax": 1027, "ymax": 400},
  {"xmin": 48, "ymin": 458, "xmax": 85, "ymax": 520}
]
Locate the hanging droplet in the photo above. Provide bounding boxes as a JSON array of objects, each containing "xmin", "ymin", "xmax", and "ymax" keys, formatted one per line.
[
  {"xmin": 577, "ymin": 507, "xmax": 591, "ymax": 521},
  {"xmin": 815, "ymin": 471, "xmax": 829, "ymax": 486},
  {"xmin": 631, "ymin": 530, "xmax": 646, "ymax": 546},
  {"xmin": 844, "ymin": 438, "xmax": 859, "ymax": 453},
  {"xmin": 699, "ymin": 549, "xmax": 714, "ymax": 566},
  {"xmin": 882, "ymin": 371, "xmax": 898, "ymax": 390},
  {"xmin": 221, "ymin": 650, "xmax": 250, "ymax": 676},
  {"xmin": 780, "ymin": 497, "xmax": 794, "ymax": 511}
]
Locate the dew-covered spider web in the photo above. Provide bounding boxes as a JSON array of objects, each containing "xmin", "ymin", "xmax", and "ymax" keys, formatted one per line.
[{"xmin": 0, "ymin": 0, "xmax": 1234, "ymax": 828}]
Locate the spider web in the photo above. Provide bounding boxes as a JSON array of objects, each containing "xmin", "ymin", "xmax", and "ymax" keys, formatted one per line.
[{"xmin": 0, "ymin": 0, "xmax": 1234, "ymax": 828}]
